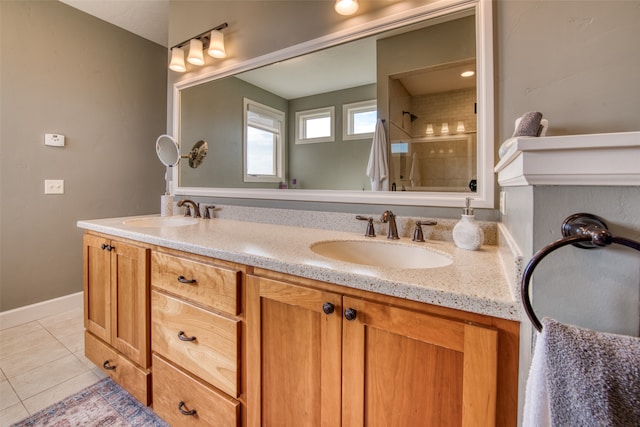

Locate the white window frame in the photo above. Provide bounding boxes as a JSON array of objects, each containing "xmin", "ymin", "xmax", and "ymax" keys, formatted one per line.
[
  {"xmin": 243, "ymin": 98, "xmax": 286, "ymax": 183},
  {"xmin": 295, "ymin": 106, "xmax": 335, "ymax": 144},
  {"xmin": 342, "ymin": 99, "xmax": 377, "ymax": 141}
]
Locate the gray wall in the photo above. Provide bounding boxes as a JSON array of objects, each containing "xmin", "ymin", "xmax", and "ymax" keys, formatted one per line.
[
  {"xmin": 497, "ymin": 0, "xmax": 640, "ymax": 335},
  {"xmin": 288, "ymin": 84, "xmax": 376, "ymax": 190},
  {"xmin": 181, "ymin": 76, "xmax": 288, "ymax": 188},
  {"xmin": 168, "ymin": 1, "xmax": 639, "ymax": 218},
  {"xmin": 0, "ymin": 1, "xmax": 167, "ymax": 311}
]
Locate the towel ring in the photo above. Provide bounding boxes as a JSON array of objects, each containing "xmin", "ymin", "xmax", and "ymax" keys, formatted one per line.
[{"xmin": 521, "ymin": 213, "xmax": 640, "ymax": 332}]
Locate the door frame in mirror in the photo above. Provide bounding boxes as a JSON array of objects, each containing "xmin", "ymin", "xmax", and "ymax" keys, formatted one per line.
[{"xmin": 171, "ymin": 0, "xmax": 494, "ymax": 208}]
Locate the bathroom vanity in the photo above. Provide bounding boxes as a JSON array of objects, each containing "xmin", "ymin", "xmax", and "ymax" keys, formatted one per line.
[{"xmin": 78, "ymin": 213, "xmax": 521, "ymax": 426}]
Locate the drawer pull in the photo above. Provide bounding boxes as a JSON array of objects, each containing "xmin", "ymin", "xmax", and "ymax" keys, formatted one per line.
[
  {"xmin": 178, "ymin": 401, "xmax": 197, "ymax": 416},
  {"xmin": 177, "ymin": 275, "xmax": 197, "ymax": 284},
  {"xmin": 323, "ymin": 302, "xmax": 335, "ymax": 315},
  {"xmin": 178, "ymin": 330, "xmax": 197, "ymax": 342},
  {"xmin": 103, "ymin": 360, "xmax": 116, "ymax": 370},
  {"xmin": 344, "ymin": 308, "xmax": 358, "ymax": 321}
]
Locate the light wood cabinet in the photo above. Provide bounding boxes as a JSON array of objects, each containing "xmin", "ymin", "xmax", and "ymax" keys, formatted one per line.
[
  {"xmin": 82, "ymin": 232, "xmax": 518, "ymax": 426},
  {"xmin": 150, "ymin": 250, "xmax": 242, "ymax": 426},
  {"xmin": 247, "ymin": 273, "xmax": 517, "ymax": 427},
  {"xmin": 83, "ymin": 233, "xmax": 151, "ymax": 404}
]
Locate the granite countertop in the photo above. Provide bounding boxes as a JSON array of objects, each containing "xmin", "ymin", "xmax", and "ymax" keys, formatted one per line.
[{"xmin": 77, "ymin": 214, "xmax": 522, "ymax": 321}]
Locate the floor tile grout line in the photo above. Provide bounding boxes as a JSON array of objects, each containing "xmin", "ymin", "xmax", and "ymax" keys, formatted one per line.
[
  {"xmin": 20, "ymin": 369, "xmax": 102, "ymax": 415},
  {"xmin": 1, "ymin": 309, "xmax": 88, "ymax": 413}
]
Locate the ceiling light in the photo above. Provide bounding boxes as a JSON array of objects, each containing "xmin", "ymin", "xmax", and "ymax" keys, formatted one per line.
[
  {"xmin": 207, "ymin": 30, "xmax": 226, "ymax": 58},
  {"xmin": 335, "ymin": 0, "xmax": 359, "ymax": 15},
  {"xmin": 461, "ymin": 70, "xmax": 475, "ymax": 77},
  {"xmin": 187, "ymin": 39, "xmax": 205, "ymax": 65},
  {"xmin": 168, "ymin": 22, "xmax": 228, "ymax": 72},
  {"xmin": 169, "ymin": 47, "xmax": 186, "ymax": 72}
]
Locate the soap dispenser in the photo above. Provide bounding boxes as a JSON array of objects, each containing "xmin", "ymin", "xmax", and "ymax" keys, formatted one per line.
[{"xmin": 452, "ymin": 197, "xmax": 484, "ymax": 250}]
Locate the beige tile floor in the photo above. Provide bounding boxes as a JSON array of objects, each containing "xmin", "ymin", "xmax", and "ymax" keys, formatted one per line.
[{"xmin": 0, "ymin": 308, "xmax": 105, "ymax": 426}]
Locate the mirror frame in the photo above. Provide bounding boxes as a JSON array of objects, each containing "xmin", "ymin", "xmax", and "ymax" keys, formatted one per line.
[{"xmin": 171, "ymin": 0, "xmax": 494, "ymax": 208}]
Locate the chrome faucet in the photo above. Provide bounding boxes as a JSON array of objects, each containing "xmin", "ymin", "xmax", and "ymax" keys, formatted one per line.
[
  {"xmin": 177, "ymin": 199, "xmax": 200, "ymax": 218},
  {"xmin": 380, "ymin": 210, "xmax": 399, "ymax": 240}
]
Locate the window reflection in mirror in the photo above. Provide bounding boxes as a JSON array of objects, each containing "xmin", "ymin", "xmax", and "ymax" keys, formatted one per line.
[{"xmin": 243, "ymin": 98, "xmax": 285, "ymax": 183}]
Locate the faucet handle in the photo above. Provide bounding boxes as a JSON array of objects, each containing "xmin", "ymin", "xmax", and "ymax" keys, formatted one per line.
[
  {"xmin": 355, "ymin": 215, "xmax": 376, "ymax": 237},
  {"xmin": 203, "ymin": 205, "xmax": 216, "ymax": 219},
  {"xmin": 412, "ymin": 220, "xmax": 437, "ymax": 242}
]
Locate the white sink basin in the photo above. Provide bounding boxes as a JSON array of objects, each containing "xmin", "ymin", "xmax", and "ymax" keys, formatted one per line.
[
  {"xmin": 310, "ymin": 240, "xmax": 452, "ymax": 269},
  {"xmin": 123, "ymin": 216, "xmax": 198, "ymax": 228}
]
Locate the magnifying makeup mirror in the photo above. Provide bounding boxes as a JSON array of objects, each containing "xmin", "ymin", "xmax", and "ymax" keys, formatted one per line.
[{"xmin": 155, "ymin": 134, "xmax": 209, "ymax": 193}]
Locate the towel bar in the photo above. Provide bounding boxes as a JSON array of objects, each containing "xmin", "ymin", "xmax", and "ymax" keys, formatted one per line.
[{"xmin": 521, "ymin": 213, "xmax": 640, "ymax": 332}]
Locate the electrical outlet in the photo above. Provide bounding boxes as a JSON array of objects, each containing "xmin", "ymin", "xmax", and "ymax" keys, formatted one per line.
[
  {"xmin": 45, "ymin": 133, "xmax": 65, "ymax": 147},
  {"xmin": 45, "ymin": 179, "xmax": 64, "ymax": 194}
]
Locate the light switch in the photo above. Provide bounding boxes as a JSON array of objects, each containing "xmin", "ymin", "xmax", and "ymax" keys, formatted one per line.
[
  {"xmin": 45, "ymin": 179, "xmax": 64, "ymax": 194},
  {"xmin": 45, "ymin": 133, "xmax": 65, "ymax": 147}
]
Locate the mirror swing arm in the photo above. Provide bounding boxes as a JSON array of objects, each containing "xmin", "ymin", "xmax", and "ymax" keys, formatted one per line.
[{"xmin": 170, "ymin": 0, "xmax": 494, "ymax": 209}]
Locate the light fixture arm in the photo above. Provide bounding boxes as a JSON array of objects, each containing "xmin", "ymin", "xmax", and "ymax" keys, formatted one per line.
[{"xmin": 170, "ymin": 22, "xmax": 228, "ymax": 50}]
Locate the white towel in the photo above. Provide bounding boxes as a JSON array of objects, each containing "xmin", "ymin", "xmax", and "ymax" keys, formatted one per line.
[
  {"xmin": 523, "ymin": 329, "xmax": 552, "ymax": 427},
  {"xmin": 366, "ymin": 119, "xmax": 389, "ymax": 191},
  {"xmin": 409, "ymin": 152, "xmax": 421, "ymax": 188}
]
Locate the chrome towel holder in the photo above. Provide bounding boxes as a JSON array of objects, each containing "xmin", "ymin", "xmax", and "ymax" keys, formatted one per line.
[{"xmin": 521, "ymin": 213, "xmax": 640, "ymax": 332}]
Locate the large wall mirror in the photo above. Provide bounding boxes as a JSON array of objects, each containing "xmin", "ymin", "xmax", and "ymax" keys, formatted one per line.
[{"xmin": 172, "ymin": 0, "xmax": 494, "ymax": 208}]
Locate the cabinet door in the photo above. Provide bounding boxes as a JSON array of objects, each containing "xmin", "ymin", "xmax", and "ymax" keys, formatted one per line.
[
  {"xmin": 110, "ymin": 240, "xmax": 150, "ymax": 368},
  {"xmin": 84, "ymin": 234, "xmax": 111, "ymax": 342},
  {"xmin": 247, "ymin": 275, "xmax": 342, "ymax": 427},
  {"xmin": 342, "ymin": 297, "xmax": 498, "ymax": 427}
]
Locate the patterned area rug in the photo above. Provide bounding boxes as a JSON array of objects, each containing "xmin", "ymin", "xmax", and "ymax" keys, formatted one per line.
[{"xmin": 11, "ymin": 378, "xmax": 168, "ymax": 426}]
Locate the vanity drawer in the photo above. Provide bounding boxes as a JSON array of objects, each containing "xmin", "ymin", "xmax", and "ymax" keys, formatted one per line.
[
  {"xmin": 151, "ymin": 291, "xmax": 239, "ymax": 397},
  {"xmin": 84, "ymin": 331, "xmax": 151, "ymax": 405},
  {"xmin": 152, "ymin": 354, "xmax": 239, "ymax": 427},
  {"xmin": 151, "ymin": 251, "xmax": 240, "ymax": 315}
]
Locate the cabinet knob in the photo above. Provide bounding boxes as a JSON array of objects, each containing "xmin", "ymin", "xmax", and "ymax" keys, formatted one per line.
[
  {"xmin": 178, "ymin": 330, "xmax": 197, "ymax": 342},
  {"xmin": 178, "ymin": 401, "xmax": 197, "ymax": 416},
  {"xmin": 100, "ymin": 244, "xmax": 114, "ymax": 251},
  {"xmin": 177, "ymin": 275, "xmax": 197, "ymax": 284},
  {"xmin": 323, "ymin": 302, "xmax": 335, "ymax": 315},
  {"xmin": 103, "ymin": 360, "xmax": 116, "ymax": 370},
  {"xmin": 344, "ymin": 308, "xmax": 357, "ymax": 321}
]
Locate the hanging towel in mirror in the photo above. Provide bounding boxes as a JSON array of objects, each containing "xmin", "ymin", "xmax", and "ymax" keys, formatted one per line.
[
  {"xmin": 524, "ymin": 317, "xmax": 640, "ymax": 427},
  {"xmin": 367, "ymin": 119, "xmax": 389, "ymax": 191},
  {"xmin": 409, "ymin": 152, "xmax": 421, "ymax": 188}
]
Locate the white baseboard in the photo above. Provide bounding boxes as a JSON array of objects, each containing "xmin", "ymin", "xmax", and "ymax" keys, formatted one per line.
[{"xmin": 0, "ymin": 292, "xmax": 84, "ymax": 330}]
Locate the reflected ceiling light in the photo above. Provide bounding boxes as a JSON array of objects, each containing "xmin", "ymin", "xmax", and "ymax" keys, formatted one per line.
[
  {"xmin": 169, "ymin": 47, "xmax": 186, "ymax": 72},
  {"xmin": 461, "ymin": 70, "xmax": 475, "ymax": 77},
  {"xmin": 169, "ymin": 22, "xmax": 228, "ymax": 73},
  {"xmin": 207, "ymin": 30, "xmax": 226, "ymax": 58},
  {"xmin": 187, "ymin": 39, "xmax": 205, "ymax": 65},
  {"xmin": 335, "ymin": 0, "xmax": 359, "ymax": 15}
]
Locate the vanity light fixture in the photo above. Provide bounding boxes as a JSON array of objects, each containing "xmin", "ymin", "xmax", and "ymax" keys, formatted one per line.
[
  {"xmin": 426, "ymin": 124, "xmax": 434, "ymax": 135},
  {"xmin": 441, "ymin": 122, "xmax": 450, "ymax": 134},
  {"xmin": 187, "ymin": 39, "xmax": 205, "ymax": 65},
  {"xmin": 207, "ymin": 30, "xmax": 226, "ymax": 58},
  {"xmin": 457, "ymin": 121, "xmax": 465, "ymax": 132},
  {"xmin": 335, "ymin": 0, "xmax": 359, "ymax": 15},
  {"xmin": 169, "ymin": 47, "xmax": 187, "ymax": 72},
  {"xmin": 169, "ymin": 22, "xmax": 228, "ymax": 72}
]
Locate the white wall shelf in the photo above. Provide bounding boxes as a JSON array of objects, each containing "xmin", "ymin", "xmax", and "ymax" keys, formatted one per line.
[{"xmin": 494, "ymin": 131, "xmax": 640, "ymax": 187}]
